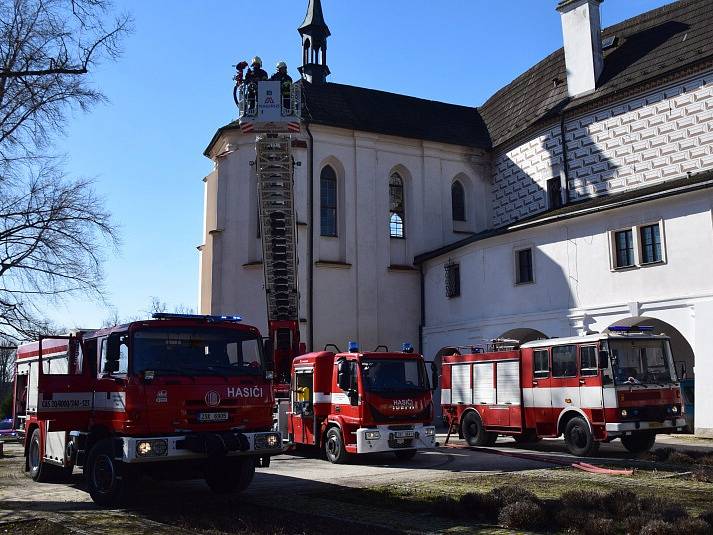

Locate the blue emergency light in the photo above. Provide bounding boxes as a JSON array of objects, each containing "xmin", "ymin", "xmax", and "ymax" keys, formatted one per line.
[
  {"xmin": 402, "ymin": 342, "xmax": 414, "ymax": 353},
  {"xmin": 152, "ymin": 313, "xmax": 242, "ymax": 322},
  {"xmin": 347, "ymin": 341, "xmax": 359, "ymax": 353},
  {"xmin": 609, "ymin": 325, "xmax": 653, "ymax": 333}
]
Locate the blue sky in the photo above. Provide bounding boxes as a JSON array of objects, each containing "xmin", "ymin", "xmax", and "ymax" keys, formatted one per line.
[{"xmin": 51, "ymin": 0, "xmax": 672, "ymax": 328}]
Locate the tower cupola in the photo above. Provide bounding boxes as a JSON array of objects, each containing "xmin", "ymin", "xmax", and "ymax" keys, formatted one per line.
[{"xmin": 298, "ymin": 0, "xmax": 331, "ymax": 84}]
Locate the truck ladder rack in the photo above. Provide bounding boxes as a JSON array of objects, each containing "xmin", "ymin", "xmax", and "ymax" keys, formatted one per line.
[{"xmin": 256, "ymin": 134, "xmax": 299, "ymax": 323}]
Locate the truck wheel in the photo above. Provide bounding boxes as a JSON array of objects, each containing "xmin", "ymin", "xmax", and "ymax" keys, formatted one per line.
[
  {"xmin": 393, "ymin": 449, "xmax": 417, "ymax": 461},
  {"xmin": 621, "ymin": 432, "xmax": 656, "ymax": 454},
  {"xmin": 205, "ymin": 457, "xmax": 255, "ymax": 494},
  {"xmin": 85, "ymin": 438, "xmax": 132, "ymax": 507},
  {"xmin": 461, "ymin": 412, "xmax": 497, "ymax": 447},
  {"xmin": 564, "ymin": 417, "xmax": 600, "ymax": 457},
  {"xmin": 324, "ymin": 427, "xmax": 349, "ymax": 464},
  {"xmin": 28, "ymin": 429, "xmax": 53, "ymax": 482}
]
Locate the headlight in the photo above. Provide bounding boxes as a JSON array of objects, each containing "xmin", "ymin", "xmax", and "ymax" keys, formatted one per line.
[
  {"xmin": 425, "ymin": 428, "xmax": 435, "ymax": 437},
  {"xmin": 672, "ymin": 406, "xmax": 679, "ymax": 414},
  {"xmin": 365, "ymin": 431, "xmax": 381, "ymax": 441},
  {"xmin": 136, "ymin": 439, "xmax": 168, "ymax": 457},
  {"xmin": 620, "ymin": 409, "xmax": 628, "ymax": 417},
  {"xmin": 255, "ymin": 433, "xmax": 281, "ymax": 449},
  {"xmin": 266, "ymin": 433, "xmax": 279, "ymax": 448}
]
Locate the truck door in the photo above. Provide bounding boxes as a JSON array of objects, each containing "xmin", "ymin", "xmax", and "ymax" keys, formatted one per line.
[
  {"xmin": 92, "ymin": 333, "xmax": 129, "ymax": 428},
  {"xmin": 579, "ymin": 345, "xmax": 604, "ymax": 419},
  {"xmin": 550, "ymin": 344, "xmax": 581, "ymax": 420},
  {"xmin": 290, "ymin": 368, "xmax": 315, "ymax": 445},
  {"xmin": 34, "ymin": 336, "xmax": 93, "ymax": 432},
  {"xmin": 529, "ymin": 348, "xmax": 555, "ymax": 436}
]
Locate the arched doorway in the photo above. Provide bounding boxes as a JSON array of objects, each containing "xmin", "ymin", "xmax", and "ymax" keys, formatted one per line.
[
  {"xmin": 498, "ymin": 328, "xmax": 548, "ymax": 345},
  {"xmin": 607, "ymin": 316, "xmax": 695, "ymax": 432}
]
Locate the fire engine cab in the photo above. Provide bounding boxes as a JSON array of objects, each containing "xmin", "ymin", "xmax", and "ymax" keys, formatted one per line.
[
  {"xmin": 13, "ymin": 313, "xmax": 282, "ymax": 506},
  {"xmin": 278, "ymin": 342, "xmax": 437, "ymax": 463},
  {"xmin": 441, "ymin": 327, "xmax": 685, "ymax": 456}
]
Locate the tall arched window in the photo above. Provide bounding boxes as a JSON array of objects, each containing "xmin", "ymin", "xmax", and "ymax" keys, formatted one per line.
[
  {"xmin": 451, "ymin": 180, "xmax": 466, "ymax": 222},
  {"xmin": 389, "ymin": 172, "xmax": 405, "ymax": 238},
  {"xmin": 320, "ymin": 165, "xmax": 338, "ymax": 237}
]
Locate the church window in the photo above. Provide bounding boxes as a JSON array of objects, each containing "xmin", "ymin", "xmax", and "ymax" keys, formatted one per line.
[
  {"xmin": 614, "ymin": 229, "xmax": 634, "ymax": 268},
  {"xmin": 515, "ymin": 248, "xmax": 534, "ymax": 285},
  {"xmin": 389, "ymin": 172, "xmax": 405, "ymax": 238},
  {"xmin": 452, "ymin": 181, "xmax": 466, "ymax": 222},
  {"xmin": 445, "ymin": 262, "xmax": 460, "ymax": 298},
  {"xmin": 320, "ymin": 165, "xmax": 338, "ymax": 237},
  {"xmin": 640, "ymin": 224, "xmax": 662, "ymax": 264}
]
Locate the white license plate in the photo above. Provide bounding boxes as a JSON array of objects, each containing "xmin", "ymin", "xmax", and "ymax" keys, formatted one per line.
[
  {"xmin": 198, "ymin": 412, "xmax": 229, "ymax": 422},
  {"xmin": 394, "ymin": 431, "xmax": 415, "ymax": 439}
]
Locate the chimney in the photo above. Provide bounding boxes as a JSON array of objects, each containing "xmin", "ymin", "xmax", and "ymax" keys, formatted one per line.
[{"xmin": 557, "ymin": 0, "xmax": 604, "ymax": 98}]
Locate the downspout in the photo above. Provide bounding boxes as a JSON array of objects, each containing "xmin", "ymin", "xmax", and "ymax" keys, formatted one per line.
[
  {"xmin": 306, "ymin": 122, "xmax": 315, "ymax": 351},
  {"xmin": 560, "ymin": 111, "xmax": 571, "ymax": 204},
  {"xmin": 419, "ymin": 263, "xmax": 425, "ymax": 355}
]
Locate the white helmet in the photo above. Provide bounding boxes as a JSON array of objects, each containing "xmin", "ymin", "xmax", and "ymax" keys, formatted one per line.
[
  {"xmin": 251, "ymin": 56, "xmax": 262, "ymax": 67},
  {"xmin": 276, "ymin": 61, "xmax": 287, "ymax": 70}
]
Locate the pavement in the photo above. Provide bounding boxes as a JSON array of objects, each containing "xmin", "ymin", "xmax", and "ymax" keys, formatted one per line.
[{"xmin": 0, "ymin": 433, "xmax": 711, "ymax": 533}]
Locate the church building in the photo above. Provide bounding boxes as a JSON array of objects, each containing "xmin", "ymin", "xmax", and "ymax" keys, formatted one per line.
[{"xmin": 199, "ymin": 0, "xmax": 713, "ymax": 437}]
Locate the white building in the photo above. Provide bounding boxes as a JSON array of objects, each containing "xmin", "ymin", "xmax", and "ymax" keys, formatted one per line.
[{"xmin": 200, "ymin": 0, "xmax": 713, "ymax": 436}]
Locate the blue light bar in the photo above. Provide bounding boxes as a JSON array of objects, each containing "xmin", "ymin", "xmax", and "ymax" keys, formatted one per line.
[
  {"xmin": 609, "ymin": 325, "xmax": 654, "ymax": 333},
  {"xmin": 402, "ymin": 342, "xmax": 414, "ymax": 353},
  {"xmin": 347, "ymin": 341, "xmax": 359, "ymax": 353},
  {"xmin": 151, "ymin": 313, "xmax": 242, "ymax": 322}
]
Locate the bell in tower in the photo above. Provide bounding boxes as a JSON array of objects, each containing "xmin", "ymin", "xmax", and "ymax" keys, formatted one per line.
[{"xmin": 298, "ymin": 0, "xmax": 331, "ymax": 84}]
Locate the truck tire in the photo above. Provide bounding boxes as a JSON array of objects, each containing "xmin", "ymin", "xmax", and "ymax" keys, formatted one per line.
[
  {"xmin": 393, "ymin": 449, "xmax": 417, "ymax": 461},
  {"xmin": 461, "ymin": 412, "xmax": 497, "ymax": 447},
  {"xmin": 205, "ymin": 457, "xmax": 255, "ymax": 494},
  {"xmin": 85, "ymin": 438, "xmax": 133, "ymax": 507},
  {"xmin": 324, "ymin": 427, "xmax": 349, "ymax": 464},
  {"xmin": 621, "ymin": 432, "xmax": 656, "ymax": 454},
  {"xmin": 28, "ymin": 429, "xmax": 53, "ymax": 482},
  {"xmin": 564, "ymin": 417, "xmax": 600, "ymax": 457}
]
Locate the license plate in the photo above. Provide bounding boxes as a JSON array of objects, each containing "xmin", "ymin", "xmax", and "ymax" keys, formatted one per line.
[
  {"xmin": 394, "ymin": 431, "xmax": 415, "ymax": 439},
  {"xmin": 198, "ymin": 412, "xmax": 229, "ymax": 422}
]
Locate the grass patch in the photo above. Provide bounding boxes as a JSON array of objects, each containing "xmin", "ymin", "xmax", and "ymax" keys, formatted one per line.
[{"xmin": 0, "ymin": 519, "xmax": 70, "ymax": 535}]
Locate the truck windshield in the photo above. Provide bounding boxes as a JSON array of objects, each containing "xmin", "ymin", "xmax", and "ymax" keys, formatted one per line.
[
  {"xmin": 132, "ymin": 327, "xmax": 264, "ymax": 377},
  {"xmin": 361, "ymin": 359, "xmax": 428, "ymax": 393},
  {"xmin": 608, "ymin": 338, "xmax": 677, "ymax": 386}
]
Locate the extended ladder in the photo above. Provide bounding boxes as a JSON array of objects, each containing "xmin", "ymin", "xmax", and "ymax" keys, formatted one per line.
[{"xmin": 256, "ymin": 134, "xmax": 299, "ymax": 323}]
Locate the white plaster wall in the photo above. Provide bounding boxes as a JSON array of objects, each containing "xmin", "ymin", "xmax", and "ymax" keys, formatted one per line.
[
  {"xmin": 492, "ymin": 71, "xmax": 713, "ymax": 227},
  {"xmin": 424, "ymin": 190, "xmax": 713, "ymax": 434}
]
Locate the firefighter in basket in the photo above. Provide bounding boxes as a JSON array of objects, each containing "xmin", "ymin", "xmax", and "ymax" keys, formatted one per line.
[
  {"xmin": 270, "ymin": 61, "xmax": 293, "ymax": 112},
  {"xmin": 234, "ymin": 56, "xmax": 267, "ymax": 113}
]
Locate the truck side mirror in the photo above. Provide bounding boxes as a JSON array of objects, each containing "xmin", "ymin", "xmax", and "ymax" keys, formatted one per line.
[
  {"xmin": 598, "ymin": 350, "xmax": 610, "ymax": 370},
  {"xmin": 430, "ymin": 362, "xmax": 439, "ymax": 391},
  {"xmin": 336, "ymin": 360, "xmax": 350, "ymax": 391},
  {"xmin": 348, "ymin": 390, "xmax": 359, "ymax": 406}
]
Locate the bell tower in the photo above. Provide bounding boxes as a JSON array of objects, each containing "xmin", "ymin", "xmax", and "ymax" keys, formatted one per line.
[{"xmin": 298, "ymin": 0, "xmax": 331, "ymax": 84}]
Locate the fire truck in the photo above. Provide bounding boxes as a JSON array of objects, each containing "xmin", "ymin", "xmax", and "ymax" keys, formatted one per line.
[
  {"xmin": 12, "ymin": 314, "xmax": 282, "ymax": 506},
  {"xmin": 280, "ymin": 342, "xmax": 437, "ymax": 463},
  {"xmin": 440, "ymin": 327, "xmax": 686, "ymax": 456}
]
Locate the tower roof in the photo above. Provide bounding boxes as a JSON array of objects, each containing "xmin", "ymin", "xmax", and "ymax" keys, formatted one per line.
[{"xmin": 299, "ymin": 0, "xmax": 331, "ymax": 37}]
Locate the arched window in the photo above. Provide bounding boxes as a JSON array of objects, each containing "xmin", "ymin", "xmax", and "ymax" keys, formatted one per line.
[
  {"xmin": 320, "ymin": 165, "xmax": 338, "ymax": 237},
  {"xmin": 451, "ymin": 181, "xmax": 466, "ymax": 222},
  {"xmin": 389, "ymin": 172, "xmax": 405, "ymax": 238}
]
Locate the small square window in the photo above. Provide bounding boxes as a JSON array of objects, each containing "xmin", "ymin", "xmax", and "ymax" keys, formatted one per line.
[
  {"xmin": 614, "ymin": 229, "xmax": 634, "ymax": 268},
  {"xmin": 516, "ymin": 248, "xmax": 534, "ymax": 285},
  {"xmin": 533, "ymin": 349, "xmax": 549, "ymax": 378},
  {"xmin": 445, "ymin": 263, "xmax": 460, "ymax": 298},
  {"xmin": 640, "ymin": 224, "xmax": 662, "ymax": 264}
]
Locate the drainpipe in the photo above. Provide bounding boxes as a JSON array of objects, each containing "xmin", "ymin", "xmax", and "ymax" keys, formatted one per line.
[
  {"xmin": 306, "ymin": 122, "xmax": 315, "ymax": 351},
  {"xmin": 419, "ymin": 263, "xmax": 425, "ymax": 354},
  {"xmin": 560, "ymin": 112, "xmax": 571, "ymax": 204}
]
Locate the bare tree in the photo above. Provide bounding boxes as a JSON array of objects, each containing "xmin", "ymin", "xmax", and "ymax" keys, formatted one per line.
[{"xmin": 0, "ymin": 1, "xmax": 131, "ymax": 342}]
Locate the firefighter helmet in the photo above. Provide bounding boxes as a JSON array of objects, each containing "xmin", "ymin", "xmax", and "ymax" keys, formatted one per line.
[
  {"xmin": 251, "ymin": 56, "xmax": 262, "ymax": 67},
  {"xmin": 276, "ymin": 61, "xmax": 287, "ymax": 70}
]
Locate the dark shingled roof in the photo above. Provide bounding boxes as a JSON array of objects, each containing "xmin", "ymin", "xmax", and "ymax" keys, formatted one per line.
[
  {"xmin": 414, "ymin": 169, "xmax": 713, "ymax": 264},
  {"xmin": 298, "ymin": 81, "xmax": 491, "ymax": 148},
  {"xmin": 480, "ymin": 0, "xmax": 713, "ymax": 148}
]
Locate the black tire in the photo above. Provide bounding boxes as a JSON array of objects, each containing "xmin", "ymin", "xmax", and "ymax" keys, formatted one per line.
[
  {"xmin": 205, "ymin": 457, "xmax": 255, "ymax": 494},
  {"xmin": 513, "ymin": 430, "xmax": 542, "ymax": 444},
  {"xmin": 324, "ymin": 427, "xmax": 349, "ymax": 464},
  {"xmin": 461, "ymin": 411, "xmax": 498, "ymax": 447},
  {"xmin": 85, "ymin": 438, "xmax": 133, "ymax": 507},
  {"xmin": 564, "ymin": 417, "xmax": 600, "ymax": 456},
  {"xmin": 393, "ymin": 449, "xmax": 417, "ymax": 461},
  {"xmin": 27, "ymin": 429, "xmax": 53, "ymax": 482},
  {"xmin": 621, "ymin": 432, "xmax": 656, "ymax": 454}
]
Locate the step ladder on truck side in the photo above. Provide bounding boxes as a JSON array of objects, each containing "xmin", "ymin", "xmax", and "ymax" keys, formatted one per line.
[{"xmin": 237, "ymin": 80, "xmax": 304, "ymax": 401}]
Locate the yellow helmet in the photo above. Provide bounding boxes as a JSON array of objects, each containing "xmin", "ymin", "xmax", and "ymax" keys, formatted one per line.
[{"xmin": 251, "ymin": 56, "xmax": 262, "ymax": 67}]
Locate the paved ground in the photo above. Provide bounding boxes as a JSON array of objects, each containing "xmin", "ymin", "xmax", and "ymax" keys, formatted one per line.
[{"xmin": 1, "ymin": 433, "xmax": 711, "ymax": 534}]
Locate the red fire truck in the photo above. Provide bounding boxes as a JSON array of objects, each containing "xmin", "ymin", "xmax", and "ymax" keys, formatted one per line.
[
  {"xmin": 440, "ymin": 327, "xmax": 686, "ymax": 456},
  {"xmin": 277, "ymin": 342, "xmax": 437, "ymax": 463},
  {"xmin": 12, "ymin": 313, "xmax": 282, "ymax": 506}
]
